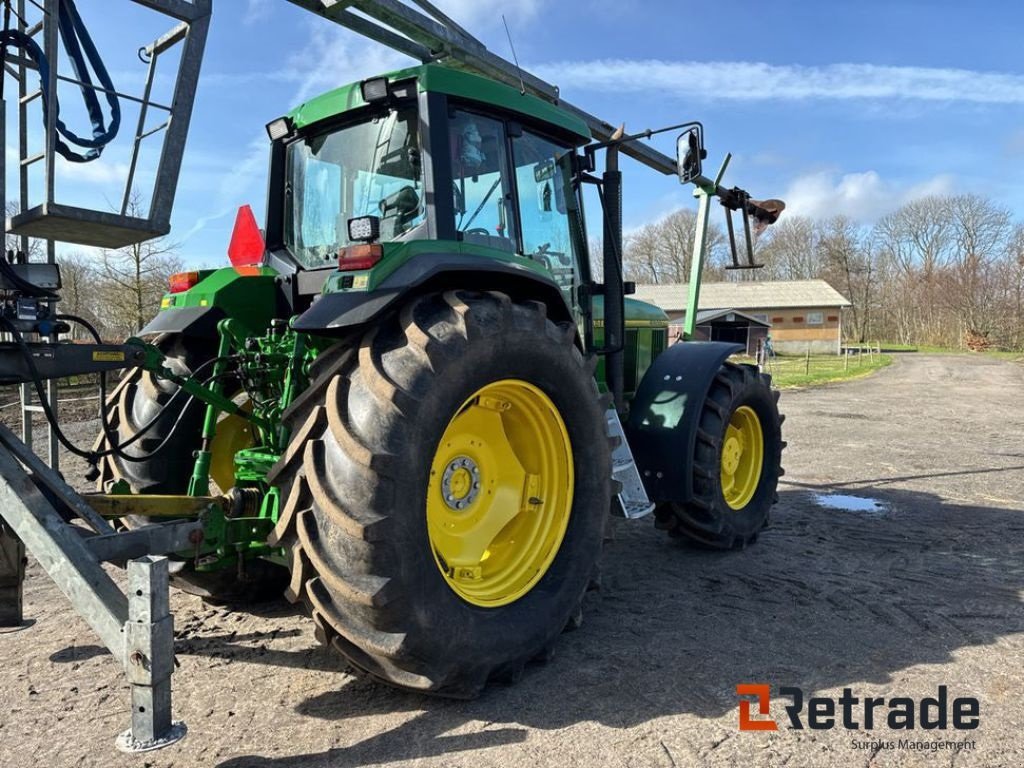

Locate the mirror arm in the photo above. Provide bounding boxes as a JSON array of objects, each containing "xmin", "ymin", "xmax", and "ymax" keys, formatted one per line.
[{"xmin": 585, "ymin": 121, "xmax": 704, "ymax": 160}]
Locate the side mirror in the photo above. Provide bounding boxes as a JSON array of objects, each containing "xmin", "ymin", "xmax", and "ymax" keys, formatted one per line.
[{"xmin": 676, "ymin": 126, "xmax": 705, "ymax": 184}]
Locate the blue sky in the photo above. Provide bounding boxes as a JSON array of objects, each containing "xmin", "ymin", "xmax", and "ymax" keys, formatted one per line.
[{"xmin": 20, "ymin": 0, "xmax": 1024, "ymax": 266}]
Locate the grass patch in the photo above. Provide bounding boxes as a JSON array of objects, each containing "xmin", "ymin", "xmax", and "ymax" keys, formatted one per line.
[
  {"xmin": 763, "ymin": 353, "xmax": 894, "ymax": 389},
  {"xmin": 875, "ymin": 342, "xmax": 1024, "ymax": 361}
]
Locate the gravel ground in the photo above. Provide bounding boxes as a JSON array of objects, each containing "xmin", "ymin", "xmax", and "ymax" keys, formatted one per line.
[{"xmin": 1, "ymin": 354, "xmax": 1022, "ymax": 768}]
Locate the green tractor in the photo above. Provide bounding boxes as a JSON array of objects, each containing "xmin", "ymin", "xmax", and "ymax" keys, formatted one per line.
[{"xmin": 94, "ymin": 63, "xmax": 784, "ymax": 697}]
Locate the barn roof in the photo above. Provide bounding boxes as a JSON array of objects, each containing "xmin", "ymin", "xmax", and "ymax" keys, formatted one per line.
[
  {"xmin": 632, "ymin": 279, "xmax": 852, "ymax": 312},
  {"xmin": 694, "ymin": 308, "xmax": 772, "ymax": 327}
]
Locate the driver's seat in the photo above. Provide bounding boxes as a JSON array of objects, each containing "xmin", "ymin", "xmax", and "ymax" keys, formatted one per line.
[{"xmin": 379, "ymin": 185, "xmax": 421, "ymax": 238}]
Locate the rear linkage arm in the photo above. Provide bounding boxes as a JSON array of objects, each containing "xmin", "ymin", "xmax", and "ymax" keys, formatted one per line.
[{"xmin": 129, "ymin": 333, "xmax": 273, "ymax": 434}]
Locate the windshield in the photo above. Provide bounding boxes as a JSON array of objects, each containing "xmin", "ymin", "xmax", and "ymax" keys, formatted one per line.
[{"xmin": 284, "ymin": 106, "xmax": 424, "ymax": 267}]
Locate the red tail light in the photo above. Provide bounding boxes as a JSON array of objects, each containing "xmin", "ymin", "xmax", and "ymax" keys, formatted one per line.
[
  {"xmin": 169, "ymin": 271, "xmax": 200, "ymax": 293},
  {"xmin": 228, "ymin": 204, "xmax": 266, "ymax": 268},
  {"xmin": 338, "ymin": 244, "xmax": 383, "ymax": 271}
]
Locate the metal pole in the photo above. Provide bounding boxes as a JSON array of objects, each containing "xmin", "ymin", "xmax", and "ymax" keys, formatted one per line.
[
  {"xmin": 43, "ymin": 0, "xmax": 56, "ymax": 206},
  {"xmin": 684, "ymin": 188, "xmax": 712, "ymax": 340},
  {"xmin": 0, "ymin": 521, "xmax": 25, "ymax": 627},
  {"xmin": 0, "ymin": 445, "xmax": 128, "ymax": 653},
  {"xmin": 602, "ymin": 145, "xmax": 625, "ymax": 412},
  {"xmin": 40, "ymin": 0, "xmax": 59, "ymax": 468},
  {"xmin": 147, "ymin": 2, "xmax": 211, "ymax": 232},
  {"xmin": 116, "ymin": 556, "xmax": 187, "ymax": 752},
  {"xmin": 122, "ymin": 36, "xmax": 161, "ymax": 215},
  {"xmin": 14, "ymin": 0, "xmax": 32, "ymax": 451},
  {"xmin": 683, "ymin": 156, "xmax": 731, "ymax": 340},
  {"xmin": 46, "ymin": 240, "xmax": 58, "ymax": 469}
]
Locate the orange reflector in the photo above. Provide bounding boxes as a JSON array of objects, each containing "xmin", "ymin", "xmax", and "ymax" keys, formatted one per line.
[
  {"xmin": 169, "ymin": 271, "xmax": 200, "ymax": 293},
  {"xmin": 338, "ymin": 244, "xmax": 383, "ymax": 271},
  {"xmin": 228, "ymin": 204, "xmax": 266, "ymax": 268}
]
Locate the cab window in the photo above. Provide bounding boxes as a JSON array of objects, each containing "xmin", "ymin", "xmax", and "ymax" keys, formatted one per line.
[
  {"xmin": 285, "ymin": 106, "xmax": 424, "ymax": 267},
  {"xmin": 511, "ymin": 130, "xmax": 577, "ymax": 291},
  {"xmin": 449, "ymin": 110, "xmax": 516, "ymax": 249}
]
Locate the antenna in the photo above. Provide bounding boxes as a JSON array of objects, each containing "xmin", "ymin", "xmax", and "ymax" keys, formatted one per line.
[{"xmin": 501, "ymin": 14, "xmax": 526, "ymax": 96}]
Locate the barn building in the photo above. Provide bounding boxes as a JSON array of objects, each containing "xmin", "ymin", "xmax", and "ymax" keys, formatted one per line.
[
  {"xmin": 632, "ymin": 279, "xmax": 852, "ymax": 355},
  {"xmin": 690, "ymin": 308, "xmax": 772, "ymax": 356}
]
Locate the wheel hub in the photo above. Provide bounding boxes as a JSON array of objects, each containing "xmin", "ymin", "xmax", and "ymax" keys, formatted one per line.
[
  {"xmin": 722, "ymin": 435, "xmax": 742, "ymax": 474},
  {"xmin": 720, "ymin": 405, "xmax": 765, "ymax": 511},
  {"xmin": 441, "ymin": 456, "xmax": 481, "ymax": 511}
]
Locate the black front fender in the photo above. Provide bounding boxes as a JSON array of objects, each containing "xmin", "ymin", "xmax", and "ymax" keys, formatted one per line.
[{"xmin": 625, "ymin": 341, "xmax": 743, "ymax": 503}]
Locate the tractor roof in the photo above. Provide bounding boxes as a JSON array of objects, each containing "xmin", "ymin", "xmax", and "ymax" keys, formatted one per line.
[{"xmin": 288, "ymin": 63, "xmax": 592, "ymax": 142}]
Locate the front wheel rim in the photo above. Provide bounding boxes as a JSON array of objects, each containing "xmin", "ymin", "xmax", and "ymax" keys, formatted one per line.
[
  {"xmin": 720, "ymin": 405, "xmax": 764, "ymax": 510},
  {"xmin": 427, "ymin": 379, "xmax": 574, "ymax": 608}
]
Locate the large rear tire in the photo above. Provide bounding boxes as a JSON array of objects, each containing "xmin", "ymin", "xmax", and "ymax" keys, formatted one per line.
[
  {"xmin": 270, "ymin": 290, "xmax": 610, "ymax": 697},
  {"xmin": 95, "ymin": 335, "xmax": 285, "ymax": 602},
  {"xmin": 654, "ymin": 362, "xmax": 784, "ymax": 549}
]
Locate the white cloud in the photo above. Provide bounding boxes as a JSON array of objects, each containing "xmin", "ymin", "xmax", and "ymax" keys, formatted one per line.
[
  {"xmin": 56, "ymin": 155, "xmax": 132, "ymax": 185},
  {"xmin": 288, "ymin": 22, "xmax": 410, "ymax": 105},
  {"xmin": 535, "ymin": 59, "xmax": 1024, "ymax": 104},
  {"xmin": 781, "ymin": 170, "xmax": 955, "ymax": 223},
  {"xmin": 244, "ymin": 0, "xmax": 272, "ymax": 25}
]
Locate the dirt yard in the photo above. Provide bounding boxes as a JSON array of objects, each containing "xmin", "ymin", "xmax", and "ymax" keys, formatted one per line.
[{"xmin": 1, "ymin": 354, "xmax": 1022, "ymax": 768}]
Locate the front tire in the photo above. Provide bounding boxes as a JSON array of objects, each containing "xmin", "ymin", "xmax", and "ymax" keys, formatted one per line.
[
  {"xmin": 655, "ymin": 362, "xmax": 784, "ymax": 549},
  {"xmin": 270, "ymin": 291, "xmax": 611, "ymax": 696}
]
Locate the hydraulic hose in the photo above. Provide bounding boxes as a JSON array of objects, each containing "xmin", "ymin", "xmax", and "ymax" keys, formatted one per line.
[
  {"xmin": 0, "ymin": 0, "xmax": 120, "ymax": 163},
  {"xmin": 2, "ymin": 315, "xmax": 230, "ymax": 465}
]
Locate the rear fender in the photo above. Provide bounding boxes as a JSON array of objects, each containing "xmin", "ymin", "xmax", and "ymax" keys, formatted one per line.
[
  {"xmin": 140, "ymin": 267, "xmax": 281, "ymax": 340},
  {"xmin": 292, "ymin": 254, "xmax": 575, "ymax": 335},
  {"xmin": 625, "ymin": 341, "xmax": 743, "ymax": 503}
]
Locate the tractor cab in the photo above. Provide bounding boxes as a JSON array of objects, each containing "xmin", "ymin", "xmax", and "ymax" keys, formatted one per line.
[{"xmin": 259, "ymin": 65, "xmax": 597, "ymax": 321}]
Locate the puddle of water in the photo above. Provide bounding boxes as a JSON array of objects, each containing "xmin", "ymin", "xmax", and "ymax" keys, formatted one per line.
[{"xmin": 812, "ymin": 493, "xmax": 887, "ymax": 513}]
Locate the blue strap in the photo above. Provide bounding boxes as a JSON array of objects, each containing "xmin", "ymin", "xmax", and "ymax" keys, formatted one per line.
[
  {"xmin": 0, "ymin": 0, "xmax": 120, "ymax": 163},
  {"xmin": 56, "ymin": 0, "xmax": 120, "ymax": 151}
]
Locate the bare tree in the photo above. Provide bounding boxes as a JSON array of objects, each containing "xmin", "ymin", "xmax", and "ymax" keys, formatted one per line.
[
  {"xmin": 624, "ymin": 222, "xmax": 664, "ymax": 283},
  {"xmin": 756, "ymin": 216, "xmax": 819, "ymax": 281},
  {"xmin": 56, "ymin": 253, "xmax": 100, "ymax": 339},
  {"xmin": 873, "ymin": 196, "xmax": 954, "ymax": 345},
  {"xmin": 945, "ymin": 194, "xmax": 1011, "ymax": 343},
  {"xmin": 94, "ymin": 193, "xmax": 182, "ymax": 337},
  {"xmin": 624, "ymin": 208, "xmax": 726, "ymax": 284},
  {"xmin": 818, "ymin": 216, "xmax": 876, "ymax": 342},
  {"xmin": 99, "ymin": 238, "xmax": 181, "ymax": 338},
  {"xmin": 999, "ymin": 224, "xmax": 1024, "ymax": 348}
]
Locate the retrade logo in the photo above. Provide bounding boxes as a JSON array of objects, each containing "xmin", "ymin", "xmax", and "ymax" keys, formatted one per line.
[
  {"xmin": 736, "ymin": 684, "xmax": 980, "ymax": 732},
  {"xmin": 737, "ymin": 684, "xmax": 778, "ymax": 731}
]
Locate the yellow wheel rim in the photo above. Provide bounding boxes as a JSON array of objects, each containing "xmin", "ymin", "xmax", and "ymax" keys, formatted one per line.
[
  {"xmin": 720, "ymin": 405, "xmax": 764, "ymax": 511},
  {"xmin": 427, "ymin": 379, "xmax": 574, "ymax": 608},
  {"xmin": 208, "ymin": 401, "xmax": 254, "ymax": 493}
]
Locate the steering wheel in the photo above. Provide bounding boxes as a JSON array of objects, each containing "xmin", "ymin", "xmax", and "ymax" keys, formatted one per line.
[{"xmin": 464, "ymin": 227, "xmax": 491, "ymax": 237}]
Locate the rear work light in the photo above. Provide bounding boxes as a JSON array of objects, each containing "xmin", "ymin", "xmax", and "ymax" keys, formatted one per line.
[
  {"xmin": 347, "ymin": 215, "xmax": 380, "ymax": 242},
  {"xmin": 338, "ymin": 244, "xmax": 383, "ymax": 272},
  {"xmin": 169, "ymin": 271, "xmax": 200, "ymax": 293},
  {"xmin": 265, "ymin": 116, "xmax": 294, "ymax": 141},
  {"xmin": 360, "ymin": 77, "xmax": 389, "ymax": 103}
]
